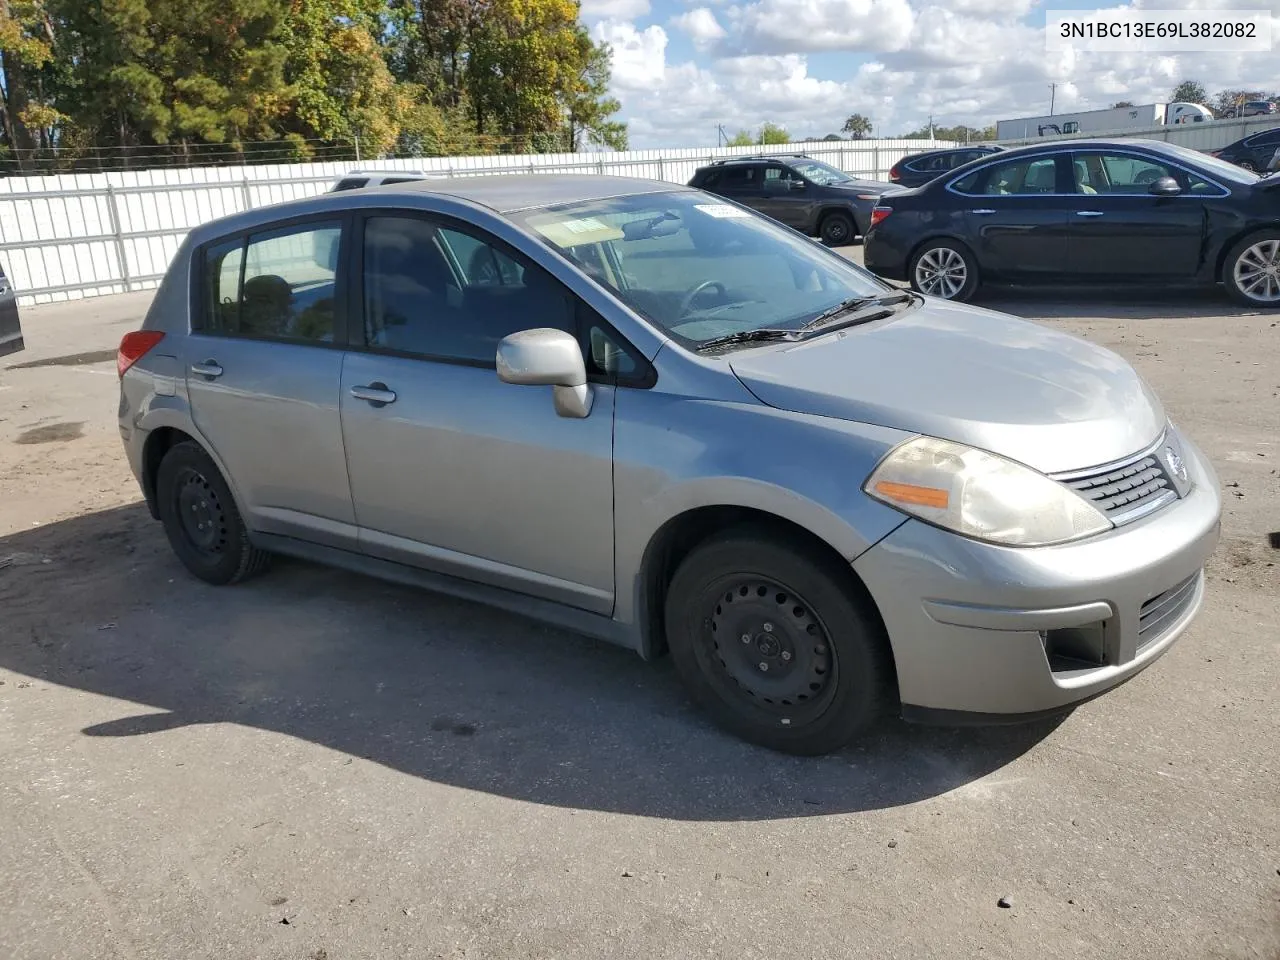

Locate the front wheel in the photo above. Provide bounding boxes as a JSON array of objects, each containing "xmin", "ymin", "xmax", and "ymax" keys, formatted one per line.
[
  {"xmin": 819, "ymin": 211, "xmax": 854, "ymax": 247},
  {"xmin": 1223, "ymin": 231, "xmax": 1280, "ymax": 308},
  {"xmin": 664, "ymin": 528, "xmax": 893, "ymax": 755},
  {"xmin": 909, "ymin": 239, "xmax": 980, "ymax": 302}
]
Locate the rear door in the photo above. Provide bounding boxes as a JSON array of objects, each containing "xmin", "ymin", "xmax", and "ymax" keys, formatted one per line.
[
  {"xmin": 714, "ymin": 164, "xmax": 767, "ymax": 216},
  {"xmin": 0, "ymin": 261, "xmax": 23, "ymax": 357},
  {"xmin": 1064, "ymin": 151, "xmax": 1206, "ymax": 279},
  {"xmin": 948, "ymin": 152, "xmax": 1075, "ymax": 279},
  {"xmin": 185, "ymin": 217, "xmax": 357, "ymax": 548}
]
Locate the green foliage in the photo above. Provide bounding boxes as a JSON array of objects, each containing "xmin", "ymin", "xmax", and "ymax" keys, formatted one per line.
[
  {"xmin": 897, "ymin": 123, "xmax": 995, "ymax": 142},
  {"xmin": 757, "ymin": 121, "xmax": 789, "ymax": 145},
  {"xmin": 726, "ymin": 129, "xmax": 754, "ymax": 147},
  {"xmin": 1169, "ymin": 80, "xmax": 1206, "ymax": 104},
  {"xmin": 1111, "ymin": 101, "xmax": 1134, "ymax": 108},
  {"xmin": 0, "ymin": 0, "xmax": 627, "ymax": 172},
  {"xmin": 841, "ymin": 113, "xmax": 872, "ymax": 138}
]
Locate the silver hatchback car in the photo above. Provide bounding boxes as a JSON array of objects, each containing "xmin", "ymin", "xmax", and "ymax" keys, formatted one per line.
[{"xmin": 117, "ymin": 175, "xmax": 1221, "ymax": 754}]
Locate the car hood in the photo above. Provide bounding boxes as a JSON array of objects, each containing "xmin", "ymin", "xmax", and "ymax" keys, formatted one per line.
[{"xmin": 728, "ymin": 298, "xmax": 1165, "ymax": 475}]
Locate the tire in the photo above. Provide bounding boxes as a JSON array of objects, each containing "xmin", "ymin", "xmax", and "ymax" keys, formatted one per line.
[
  {"xmin": 155, "ymin": 440, "xmax": 271, "ymax": 585},
  {"xmin": 664, "ymin": 526, "xmax": 893, "ymax": 755},
  {"xmin": 1222, "ymin": 230, "xmax": 1280, "ymax": 308},
  {"xmin": 1237, "ymin": 159, "xmax": 1256, "ymax": 172},
  {"xmin": 908, "ymin": 239, "xmax": 980, "ymax": 302},
  {"xmin": 819, "ymin": 211, "xmax": 855, "ymax": 247}
]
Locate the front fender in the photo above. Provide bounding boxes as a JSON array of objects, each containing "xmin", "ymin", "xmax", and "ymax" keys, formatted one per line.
[{"xmin": 612, "ymin": 390, "xmax": 912, "ymax": 634}]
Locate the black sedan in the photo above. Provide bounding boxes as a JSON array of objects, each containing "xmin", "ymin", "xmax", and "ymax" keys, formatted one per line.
[
  {"xmin": 0, "ymin": 261, "xmax": 21, "ymax": 358},
  {"xmin": 1212, "ymin": 125, "xmax": 1280, "ymax": 172},
  {"xmin": 887, "ymin": 146, "xmax": 1004, "ymax": 189},
  {"xmin": 864, "ymin": 139, "xmax": 1280, "ymax": 308}
]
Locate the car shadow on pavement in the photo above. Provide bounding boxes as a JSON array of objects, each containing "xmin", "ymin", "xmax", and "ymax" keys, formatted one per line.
[
  {"xmin": 0, "ymin": 503, "xmax": 1062, "ymax": 822},
  {"xmin": 972, "ymin": 285, "xmax": 1262, "ymax": 320}
]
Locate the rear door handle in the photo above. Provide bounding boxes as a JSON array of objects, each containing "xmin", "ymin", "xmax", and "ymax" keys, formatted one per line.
[
  {"xmin": 350, "ymin": 382, "xmax": 397, "ymax": 407},
  {"xmin": 970, "ymin": 208, "xmax": 996, "ymax": 215},
  {"xmin": 1076, "ymin": 210, "xmax": 1104, "ymax": 217},
  {"xmin": 190, "ymin": 360, "xmax": 223, "ymax": 379}
]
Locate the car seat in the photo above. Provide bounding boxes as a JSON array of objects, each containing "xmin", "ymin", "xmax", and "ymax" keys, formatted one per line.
[{"xmin": 1073, "ymin": 160, "xmax": 1098, "ymax": 194}]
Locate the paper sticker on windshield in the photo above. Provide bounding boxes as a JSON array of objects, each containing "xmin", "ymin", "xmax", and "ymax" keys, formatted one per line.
[
  {"xmin": 694, "ymin": 203, "xmax": 752, "ymax": 219},
  {"xmin": 560, "ymin": 217, "xmax": 609, "ymax": 234}
]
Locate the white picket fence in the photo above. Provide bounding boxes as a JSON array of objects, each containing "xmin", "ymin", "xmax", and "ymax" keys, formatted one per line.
[{"xmin": 0, "ymin": 139, "xmax": 953, "ymax": 306}]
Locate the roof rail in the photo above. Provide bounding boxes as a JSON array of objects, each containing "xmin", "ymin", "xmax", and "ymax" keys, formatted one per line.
[{"xmin": 707, "ymin": 152, "xmax": 811, "ymax": 165}]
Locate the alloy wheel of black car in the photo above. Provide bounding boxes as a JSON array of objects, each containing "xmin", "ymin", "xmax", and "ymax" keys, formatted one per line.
[
  {"xmin": 1224, "ymin": 231, "xmax": 1280, "ymax": 308},
  {"xmin": 909, "ymin": 240, "xmax": 979, "ymax": 302},
  {"xmin": 664, "ymin": 526, "xmax": 892, "ymax": 755},
  {"xmin": 156, "ymin": 440, "xmax": 271, "ymax": 585}
]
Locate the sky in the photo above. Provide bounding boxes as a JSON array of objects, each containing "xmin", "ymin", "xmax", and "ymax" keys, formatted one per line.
[{"xmin": 581, "ymin": 0, "xmax": 1280, "ymax": 147}]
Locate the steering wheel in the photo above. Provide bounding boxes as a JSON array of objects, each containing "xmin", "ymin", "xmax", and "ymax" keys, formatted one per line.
[
  {"xmin": 678, "ymin": 280, "xmax": 727, "ymax": 317},
  {"xmin": 1134, "ymin": 168, "xmax": 1163, "ymax": 185}
]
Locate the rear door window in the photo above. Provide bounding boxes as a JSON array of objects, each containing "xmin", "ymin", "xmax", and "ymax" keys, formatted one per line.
[
  {"xmin": 199, "ymin": 221, "xmax": 344, "ymax": 344},
  {"xmin": 952, "ymin": 155, "xmax": 1060, "ymax": 195}
]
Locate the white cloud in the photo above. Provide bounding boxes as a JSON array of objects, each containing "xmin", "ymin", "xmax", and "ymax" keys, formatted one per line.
[
  {"xmin": 670, "ymin": 7, "xmax": 728, "ymax": 49},
  {"xmin": 580, "ymin": 0, "xmax": 651, "ymax": 21},
  {"xmin": 592, "ymin": 20, "xmax": 669, "ymax": 89},
  {"xmin": 600, "ymin": 0, "xmax": 1280, "ymax": 148},
  {"xmin": 723, "ymin": 0, "xmax": 916, "ymax": 54}
]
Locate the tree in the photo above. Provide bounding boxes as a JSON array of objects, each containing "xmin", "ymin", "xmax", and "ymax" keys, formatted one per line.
[
  {"xmin": 1111, "ymin": 101, "xmax": 1134, "ymax": 108},
  {"xmin": 1169, "ymin": 80, "xmax": 1206, "ymax": 104},
  {"xmin": 841, "ymin": 113, "xmax": 871, "ymax": 138},
  {"xmin": 897, "ymin": 123, "xmax": 994, "ymax": 142},
  {"xmin": 0, "ymin": 0, "xmax": 58, "ymax": 162},
  {"xmin": 726, "ymin": 129, "xmax": 753, "ymax": 147},
  {"xmin": 562, "ymin": 31, "xmax": 626, "ymax": 151},
  {"xmin": 757, "ymin": 121, "xmax": 789, "ymax": 145}
]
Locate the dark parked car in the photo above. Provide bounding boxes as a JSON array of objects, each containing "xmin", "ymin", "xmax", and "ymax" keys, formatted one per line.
[
  {"xmin": 1223, "ymin": 101, "xmax": 1277, "ymax": 119},
  {"xmin": 688, "ymin": 154, "xmax": 895, "ymax": 245},
  {"xmin": 0, "ymin": 261, "xmax": 22, "ymax": 357},
  {"xmin": 887, "ymin": 146, "xmax": 1004, "ymax": 188},
  {"xmin": 1212, "ymin": 125, "xmax": 1280, "ymax": 171},
  {"xmin": 864, "ymin": 138, "xmax": 1280, "ymax": 307}
]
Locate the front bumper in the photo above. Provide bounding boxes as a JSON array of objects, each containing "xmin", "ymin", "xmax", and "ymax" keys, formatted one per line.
[{"xmin": 853, "ymin": 434, "xmax": 1221, "ymax": 718}]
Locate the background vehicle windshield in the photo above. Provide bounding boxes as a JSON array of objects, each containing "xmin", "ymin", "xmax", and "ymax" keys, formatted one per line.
[
  {"xmin": 791, "ymin": 159, "xmax": 852, "ymax": 185},
  {"xmin": 516, "ymin": 191, "xmax": 890, "ymax": 346}
]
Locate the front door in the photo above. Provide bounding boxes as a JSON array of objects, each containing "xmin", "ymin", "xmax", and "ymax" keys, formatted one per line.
[
  {"xmin": 185, "ymin": 218, "xmax": 357, "ymax": 548},
  {"xmin": 0, "ymin": 261, "xmax": 22, "ymax": 357},
  {"xmin": 754, "ymin": 164, "xmax": 811, "ymax": 229},
  {"xmin": 338, "ymin": 213, "xmax": 616, "ymax": 614},
  {"xmin": 1065, "ymin": 151, "xmax": 1209, "ymax": 279},
  {"xmin": 950, "ymin": 153, "xmax": 1074, "ymax": 279}
]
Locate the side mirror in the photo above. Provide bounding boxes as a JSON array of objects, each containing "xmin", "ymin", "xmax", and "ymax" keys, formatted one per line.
[
  {"xmin": 788, "ymin": 179, "xmax": 807, "ymax": 190},
  {"xmin": 496, "ymin": 328, "xmax": 593, "ymax": 419},
  {"xmin": 1149, "ymin": 176, "xmax": 1181, "ymax": 197}
]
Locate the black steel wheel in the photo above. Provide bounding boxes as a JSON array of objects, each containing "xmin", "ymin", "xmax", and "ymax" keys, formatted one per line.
[
  {"xmin": 155, "ymin": 440, "xmax": 270, "ymax": 585},
  {"xmin": 665, "ymin": 526, "xmax": 893, "ymax": 755}
]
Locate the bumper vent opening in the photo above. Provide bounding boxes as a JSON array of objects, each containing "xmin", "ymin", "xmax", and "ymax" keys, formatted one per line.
[
  {"xmin": 1042, "ymin": 621, "xmax": 1109, "ymax": 672},
  {"xmin": 1138, "ymin": 572, "xmax": 1200, "ymax": 651}
]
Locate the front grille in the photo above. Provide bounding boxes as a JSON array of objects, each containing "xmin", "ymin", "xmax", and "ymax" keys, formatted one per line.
[
  {"xmin": 1057, "ymin": 447, "xmax": 1177, "ymax": 523},
  {"xmin": 1138, "ymin": 572, "xmax": 1200, "ymax": 650}
]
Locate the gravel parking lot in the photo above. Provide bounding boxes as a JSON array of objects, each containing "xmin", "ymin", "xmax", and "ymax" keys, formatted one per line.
[{"xmin": 2, "ymin": 255, "xmax": 1278, "ymax": 960}]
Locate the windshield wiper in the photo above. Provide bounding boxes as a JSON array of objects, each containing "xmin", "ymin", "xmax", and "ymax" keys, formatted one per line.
[
  {"xmin": 801, "ymin": 291, "xmax": 917, "ymax": 331},
  {"xmin": 697, "ymin": 328, "xmax": 801, "ymax": 351}
]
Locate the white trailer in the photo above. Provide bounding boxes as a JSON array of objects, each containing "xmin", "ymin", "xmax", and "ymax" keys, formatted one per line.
[{"xmin": 995, "ymin": 102, "xmax": 1210, "ymax": 140}]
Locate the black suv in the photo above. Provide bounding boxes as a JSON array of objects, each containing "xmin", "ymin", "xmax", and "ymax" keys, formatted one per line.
[
  {"xmin": 0, "ymin": 261, "xmax": 21, "ymax": 358},
  {"xmin": 887, "ymin": 146, "xmax": 1004, "ymax": 188},
  {"xmin": 1213, "ymin": 126, "xmax": 1280, "ymax": 171},
  {"xmin": 687, "ymin": 154, "xmax": 894, "ymax": 245}
]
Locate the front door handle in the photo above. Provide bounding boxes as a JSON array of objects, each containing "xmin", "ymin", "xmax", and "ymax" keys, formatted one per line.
[
  {"xmin": 1076, "ymin": 210, "xmax": 1104, "ymax": 217},
  {"xmin": 190, "ymin": 360, "xmax": 223, "ymax": 379},
  {"xmin": 970, "ymin": 208, "xmax": 997, "ymax": 215},
  {"xmin": 350, "ymin": 382, "xmax": 397, "ymax": 407}
]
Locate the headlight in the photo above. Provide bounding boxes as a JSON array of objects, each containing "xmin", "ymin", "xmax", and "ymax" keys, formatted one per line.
[{"xmin": 864, "ymin": 436, "xmax": 1112, "ymax": 547}]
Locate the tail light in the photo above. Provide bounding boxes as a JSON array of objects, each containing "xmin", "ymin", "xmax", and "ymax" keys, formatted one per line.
[
  {"xmin": 888, "ymin": 163, "xmax": 902, "ymax": 181},
  {"xmin": 117, "ymin": 330, "xmax": 165, "ymax": 377},
  {"xmin": 869, "ymin": 206, "xmax": 893, "ymax": 228}
]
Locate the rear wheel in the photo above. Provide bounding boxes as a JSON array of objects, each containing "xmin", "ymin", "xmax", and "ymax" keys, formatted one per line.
[
  {"xmin": 664, "ymin": 527, "xmax": 892, "ymax": 755},
  {"xmin": 1223, "ymin": 231, "xmax": 1280, "ymax": 308},
  {"xmin": 819, "ymin": 211, "xmax": 855, "ymax": 247},
  {"xmin": 155, "ymin": 441, "xmax": 270, "ymax": 585},
  {"xmin": 909, "ymin": 239, "xmax": 980, "ymax": 302}
]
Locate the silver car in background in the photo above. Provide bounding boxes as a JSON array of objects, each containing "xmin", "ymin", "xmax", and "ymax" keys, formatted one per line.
[{"xmin": 116, "ymin": 175, "xmax": 1221, "ymax": 754}]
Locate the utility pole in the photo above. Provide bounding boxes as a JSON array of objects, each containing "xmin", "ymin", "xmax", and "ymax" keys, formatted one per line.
[
  {"xmin": 717, "ymin": 124, "xmax": 726, "ymax": 147},
  {"xmin": 1049, "ymin": 83, "xmax": 1057, "ymax": 116}
]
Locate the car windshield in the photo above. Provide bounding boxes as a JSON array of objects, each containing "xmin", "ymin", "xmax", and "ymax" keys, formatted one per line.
[
  {"xmin": 1158, "ymin": 142, "xmax": 1260, "ymax": 184},
  {"xmin": 516, "ymin": 191, "xmax": 891, "ymax": 347},
  {"xmin": 789, "ymin": 159, "xmax": 852, "ymax": 185}
]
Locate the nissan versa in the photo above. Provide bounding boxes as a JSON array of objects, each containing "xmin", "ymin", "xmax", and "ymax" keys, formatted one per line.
[{"xmin": 116, "ymin": 175, "xmax": 1222, "ymax": 755}]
